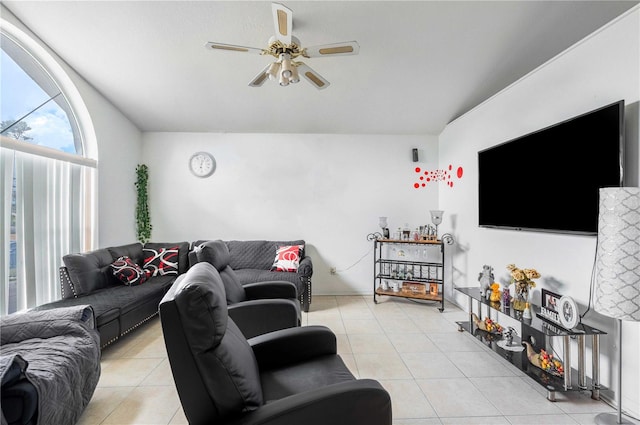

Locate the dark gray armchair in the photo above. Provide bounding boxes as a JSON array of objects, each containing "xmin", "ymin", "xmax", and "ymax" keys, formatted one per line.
[
  {"xmin": 190, "ymin": 239, "xmax": 313, "ymax": 312},
  {"xmin": 192, "ymin": 240, "xmax": 301, "ymax": 338},
  {"xmin": 159, "ymin": 262, "xmax": 392, "ymax": 425}
]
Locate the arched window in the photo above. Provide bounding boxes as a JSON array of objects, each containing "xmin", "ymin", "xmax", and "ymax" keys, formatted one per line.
[{"xmin": 1, "ymin": 21, "xmax": 97, "ymax": 315}]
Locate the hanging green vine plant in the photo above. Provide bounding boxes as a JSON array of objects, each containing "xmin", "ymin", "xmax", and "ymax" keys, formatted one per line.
[{"xmin": 135, "ymin": 164, "xmax": 152, "ymax": 244}]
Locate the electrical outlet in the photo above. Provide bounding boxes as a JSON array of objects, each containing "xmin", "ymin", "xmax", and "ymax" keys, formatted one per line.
[{"xmin": 330, "ymin": 267, "xmax": 337, "ymax": 275}]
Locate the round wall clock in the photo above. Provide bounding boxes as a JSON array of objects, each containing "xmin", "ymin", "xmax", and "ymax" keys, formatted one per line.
[
  {"xmin": 189, "ymin": 151, "xmax": 216, "ymax": 178},
  {"xmin": 558, "ymin": 296, "xmax": 579, "ymax": 329}
]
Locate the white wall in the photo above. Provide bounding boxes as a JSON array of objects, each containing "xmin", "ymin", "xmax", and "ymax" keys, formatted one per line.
[
  {"xmin": 439, "ymin": 7, "xmax": 640, "ymax": 416},
  {"xmin": 142, "ymin": 132, "xmax": 438, "ymax": 295},
  {"xmin": 74, "ymin": 81, "xmax": 142, "ymax": 247}
]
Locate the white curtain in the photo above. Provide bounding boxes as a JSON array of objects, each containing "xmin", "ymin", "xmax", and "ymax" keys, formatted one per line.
[
  {"xmin": 0, "ymin": 148, "xmax": 13, "ymax": 315},
  {"xmin": 0, "ymin": 146, "xmax": 94, "ymax": 315}
]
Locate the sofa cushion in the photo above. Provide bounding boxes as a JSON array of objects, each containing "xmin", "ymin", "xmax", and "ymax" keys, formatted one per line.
[
  {"xmin": 33, "ymin": 293, "xmax": 116, "ymax": 328},
  {"xmin": 145, "ymin": 242, "xmax": 190, "ymax": 274},
  {"xmin": 94, "ymin": 307, "xmax": 120, "ymax": 328},
  {"xmin": 110, "ymin": 256, "xmax": 148, "ymax": 286},
  {"xmin": 108, "ymin": 243, "xmax": 144, "ymax": 265},
  {"xmin": 63, "ymin": 248, "xmax": 115, "ymax": 295},
  {"xmin": 270, "ymin": 245, "xmax": 304, "ymax": 272},
  {"xmin": 143, "ymin": 245, "xmax": 180, "ymax": 276},
  {"xmin": 102, "ymin": 277, "xmax": 174, "ymax": 315},
  {"xmin": 226, "ymin": 240, "xmax": 305, "ymax": 271}
]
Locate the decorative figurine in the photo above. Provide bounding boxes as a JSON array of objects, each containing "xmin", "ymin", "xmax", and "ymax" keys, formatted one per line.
[
  {"xmin": 478, "ymin": 265, "xmax": 494, "ymax": 299},
  {"xmin": 489, "ymin": 283, "xmax": 502, "ymax": 303},
  {"xmin": 523, "ymin": 341, "xmax": 564, "ymax": 377},
  {"xmin": 471, "ymin": 313, "xmax": 503, "ymax": 334},
  {"xmin": 503, "ymin": 326, "xmax": 517, "ymax": 347}
]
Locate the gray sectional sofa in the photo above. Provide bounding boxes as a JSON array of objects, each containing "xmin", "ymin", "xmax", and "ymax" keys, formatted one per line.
[
  {"xmin": 34, "ymin": 239, "xmax": 312, "ymax": 349},
  {"xmin": 35, "ymin": 242, "xmax": 190, "ymax": 348}
]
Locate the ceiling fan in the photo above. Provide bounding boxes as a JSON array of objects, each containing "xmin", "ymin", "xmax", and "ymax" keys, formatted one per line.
[{"xmin": 205, "ymin": 2, "xmax": 359, "ymax": 90}]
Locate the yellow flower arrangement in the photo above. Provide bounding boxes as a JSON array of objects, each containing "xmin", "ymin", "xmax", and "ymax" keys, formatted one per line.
[
  {"xmin": 506, "ymin": 264, "xmax": 540, "ymax": 290},
  {"xmin": 507, "ymin": 264, "xmax": 540, "ymax": 311}
]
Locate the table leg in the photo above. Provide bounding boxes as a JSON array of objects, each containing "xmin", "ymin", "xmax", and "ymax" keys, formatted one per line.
[
  {"xmin": 578, "ymin": 335, "xmax": 586, "ymax": 390},
  {"xmin": 547, "ymin": 389, "xmax": 556, "ymax": 402},
  {"xmin": 592, "ymin": 334, "xmax": 600, "ymax": 400},
  {"xmin": 563, "ymin": 335, "xmax": 572, "ymax": 390},
  {"xmin": 468, "ymin": 296, "xmax": 473, "ymax": 328}
]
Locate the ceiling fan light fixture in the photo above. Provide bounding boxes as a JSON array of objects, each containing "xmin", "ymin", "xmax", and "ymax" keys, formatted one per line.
[
  {"xmin": 279, "ymin": 72, "xmax": 290, "ymax": 86},
  {"xmin": 267, "ymin": 62, "xmax": 281, "ymax": 81},
  {"xmin": 280, "ymin": 53, "xmax": 293, "ymax": 79},
  {"xmin": 289, "ymin": 65, "xmax": 300, "ymax": 84}
]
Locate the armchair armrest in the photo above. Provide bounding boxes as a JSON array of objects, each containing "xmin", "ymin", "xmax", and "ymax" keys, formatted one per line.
[
  {"xmin": 187, "ymin": 250, "xmax": 198, "ymax": 268},
  {"xmin": 298, "ymin": 256, "xmax": 313, "ymax": 278},
  {"xmin": 0, "ymin": 305, "xmax": 96, "ymax": 345},
  {"xmin": 249, "ymin": 325, "xmax": 336, "ymax": 370},
  {"xmin": 243, "ymin": 281, "xmax": 297, "ymax": 300},
  {"xmin": 234, "ymin": 379, "xmax": 392, "ymax": 425},
  {"xmin": 228, "ymin": 299, "xmax": 300, "ymax": 339},
  {"xmin": 59, "ymin": 266, "xmax": 77, "ymax": 299}
]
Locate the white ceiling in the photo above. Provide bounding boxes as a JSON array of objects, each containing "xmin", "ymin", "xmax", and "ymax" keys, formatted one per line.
[{"xmin": 3, "ymin": 1, "xmax": 637, "ymax": 135}]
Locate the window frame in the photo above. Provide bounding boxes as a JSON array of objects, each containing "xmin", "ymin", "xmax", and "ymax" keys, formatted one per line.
[{"xmin": 1, "ymin": 15, "xmax": 98, "ymax": 315}]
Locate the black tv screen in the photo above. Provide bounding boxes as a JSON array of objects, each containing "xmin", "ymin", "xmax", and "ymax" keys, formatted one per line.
[{"xmin": 478, "ymin": 100, "xmax": 624, "ymax": 235}]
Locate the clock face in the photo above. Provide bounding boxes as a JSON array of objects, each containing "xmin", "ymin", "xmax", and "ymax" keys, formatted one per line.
[
  {"xmin": 189, "ymin": 152, "xmax": 216, "ymax": 177},
  {"xmin": 558, "ymin": 296, "xmax": 579, "ymax": 329}
]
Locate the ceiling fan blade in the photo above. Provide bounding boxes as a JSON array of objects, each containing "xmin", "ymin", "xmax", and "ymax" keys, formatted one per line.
[
  {"xmin": 303, "ymin": 41, "xmax": 360, "ymax": 58},
  {"xmin": 248, "ymin": 64, "xmax": 271, "ymax": 87},
  {"xmin": 296, "ymin": 63, "xmax": 330, "ymax": 90},
  {"xmin": 272, "ymin": 2, "xmax": 293, "ymax": 45},
  {"xmin": 205, "ymin": 42, "xmax": 264, "ymax": 55}
]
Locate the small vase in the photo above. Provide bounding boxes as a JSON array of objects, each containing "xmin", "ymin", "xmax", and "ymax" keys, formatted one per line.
[
  {"xmin": 502, "ymin": 288, "xmax": 511, "ymax": 308},
  {"xmin": 513, "ymin": 284, "xmax": 529, "ymax": 311}
]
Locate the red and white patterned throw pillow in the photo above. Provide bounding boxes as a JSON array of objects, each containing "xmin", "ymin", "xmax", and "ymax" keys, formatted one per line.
[
  {"xmin": 111, "ymin": 256, "xmax": 148, "ymax": 286},
  {"xmin": 270, "ymin": 245, "xmax": 303, "ymax": 272},
  {"xmin": 143, "ymin": 246, "xmax": 179, "ymax": 276}
]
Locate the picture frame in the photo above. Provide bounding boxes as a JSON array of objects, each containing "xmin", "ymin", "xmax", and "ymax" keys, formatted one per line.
[
  {"xmin": 542, "ymin": 289, "xmax": 561, "ymax": 312},
  {"xmin": 538, "ymin": 288, "xmax": 562, "ymax": 326}
]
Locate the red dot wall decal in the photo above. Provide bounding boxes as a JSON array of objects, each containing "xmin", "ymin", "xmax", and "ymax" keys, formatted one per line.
[{"xmin": 413, "ymin": 165, "xmax": 464, "ymax": 189}]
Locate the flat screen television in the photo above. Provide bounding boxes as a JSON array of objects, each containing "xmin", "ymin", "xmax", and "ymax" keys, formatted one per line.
[{"xmin": 478, "ymin": 100, "xmax": 624, "ymax": 235}]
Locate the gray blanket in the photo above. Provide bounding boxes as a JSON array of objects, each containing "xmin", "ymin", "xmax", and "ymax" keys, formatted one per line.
[{"xmin": 1, "ymin": 305, "xmax": 101, "ymax": 425}]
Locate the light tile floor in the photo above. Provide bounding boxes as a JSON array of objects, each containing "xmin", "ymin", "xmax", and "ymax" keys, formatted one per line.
[{"xmin": 77, "ymin": 295, "xmax": 637, "ymax": 425}]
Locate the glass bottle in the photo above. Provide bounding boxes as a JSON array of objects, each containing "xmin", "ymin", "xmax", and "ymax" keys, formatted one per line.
[{"xmin": 402, "ymin": 223, "xmax": 411, "ymax": 240}]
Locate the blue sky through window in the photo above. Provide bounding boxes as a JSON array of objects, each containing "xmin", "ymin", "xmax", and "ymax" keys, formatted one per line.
[{"xmin": 1, "ymin": 48, "xmax": 76, "ymax": 153}]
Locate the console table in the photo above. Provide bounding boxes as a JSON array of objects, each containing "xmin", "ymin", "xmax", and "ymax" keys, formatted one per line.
[
  {"xmin": 455, "ymin": 287, "xmax": 606, "ymax": 401},
  {"xmin": 372, "ymin": 236, "xmax": 453, "ymax": 311}
]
